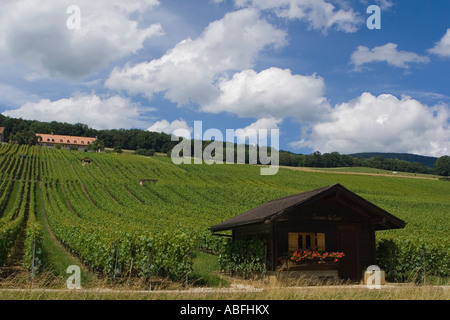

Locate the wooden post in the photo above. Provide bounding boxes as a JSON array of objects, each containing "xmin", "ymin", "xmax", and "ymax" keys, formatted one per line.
[
  {"xmin": 111, "ymin": 241, "xmax": 116, "ymax": 283},
  {"xmin": 31, "ymin": 239, "xmax": 36, "ymax": 278},
  {"xmin": 114, "ymin": 243, "xmax": 119, "ymax": 280},
  {"xmin": 264, "ymin": 243, "xmax": 267, "ymax": 272},
  {"xmin": 422, "ymin": 249, "xmax": 426, "ymax": 284}
]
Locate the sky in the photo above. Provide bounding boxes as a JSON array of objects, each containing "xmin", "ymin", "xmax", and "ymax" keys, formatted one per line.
[{"xmin": 0, "ymin": 0, "xmax": 449, "ymax": 157}]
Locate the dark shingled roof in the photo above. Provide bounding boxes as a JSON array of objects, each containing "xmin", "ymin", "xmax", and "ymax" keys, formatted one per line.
[{"xmin": 210, "ymin": 184, "xmax": 406, "ymax": 232}]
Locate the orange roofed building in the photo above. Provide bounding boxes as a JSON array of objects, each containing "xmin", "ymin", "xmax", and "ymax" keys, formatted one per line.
[
  {"xmin": 36, "ymin": 133, "xmax": 96, "ymax": 152},
  {"xmin": 0, "ymin": 127, "xmax": 5, "ymax": 143}
]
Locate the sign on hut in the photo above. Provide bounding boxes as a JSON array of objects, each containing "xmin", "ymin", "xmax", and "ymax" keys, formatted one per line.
[{"xmin": 210, "ymin": 184, "xmax": 406, "ymax": 281}]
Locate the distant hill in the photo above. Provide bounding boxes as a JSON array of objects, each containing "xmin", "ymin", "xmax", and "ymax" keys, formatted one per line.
[{"xmin": 349, "ymin": 153, "xmax": 438, "ymax": 168}]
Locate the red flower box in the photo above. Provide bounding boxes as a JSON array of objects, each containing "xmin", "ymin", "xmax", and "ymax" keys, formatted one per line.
[{"xmin": 288, "ymin": 249, "xmax": 345, "ymax": 265}]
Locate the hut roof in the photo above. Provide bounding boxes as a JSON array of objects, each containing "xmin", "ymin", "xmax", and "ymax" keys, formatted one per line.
[{"xmin": 210, "ymin": 184, "xmax": 406, "ymax": 233}]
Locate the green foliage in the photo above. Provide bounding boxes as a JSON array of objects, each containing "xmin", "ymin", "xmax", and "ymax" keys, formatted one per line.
[
  {"xmin": 279, "ymin": 151, "xmax": 432, "ymax": 173},
  {"xmin": 218, "ymin": 238, "xmax": 266, "ymax": 278},
  {"xmin": 435, "ymin": 155, "xmax": 450, "ymax": 176},
  {"xmin": 191, "ymin": 251, "xmax": 230, "ymax": 287},
  {"xmin": 377, "ymin": 239, "xmax": 449, "ymax": 282},
  {"xmin": 24, "ymin": 183, "xmax": 43, "ymax": 273},
  {"xmin": 134, "ymin": 148, "xmax": 155, "ymax": 157},
  {"xmin": 0, "ymin": 114, "xmax": 436, "ymax": 175},
  {"xmin": 0, "ymin": 144, "xmax": 448, "ymax": 283},
  {"xmin": 9, "ymin": 130, "xmax": 38, "ymax": 146},
  {"xmin": 113, "ymin": 146, "xmax": 123, "ymax": 154},
  {"xmin": 87, "ymin": 139, "xmax": 105, "ymax": 152}
]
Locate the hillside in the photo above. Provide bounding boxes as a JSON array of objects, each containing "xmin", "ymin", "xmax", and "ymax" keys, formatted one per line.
[
  {"xmin": 0, "ymin": 144, "xmax": 449, "ymax": 283},
  {"xmin": 349, "ymin": 152, "xmax": 438, "ymax": 168}
]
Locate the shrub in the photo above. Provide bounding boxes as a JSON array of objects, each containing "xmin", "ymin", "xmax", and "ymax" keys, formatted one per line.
[
  {"xmin": 377, "ymin": 238, "xmax": 449, "ymax": 282},
  {"xmin": 218, "ymin": 238, "xmax": 266, "ymax": 278}
]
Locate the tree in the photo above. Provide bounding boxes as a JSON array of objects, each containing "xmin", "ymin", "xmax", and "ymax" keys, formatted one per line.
[
  {"xmin": 9, "ymin": 130, "xmax": 37, "ymax": 146},
  {"xmin": 435, "ymin": 156, "xmax": 450, "ymax": 176},
  {"xmin": 113, "ymin": 146, "xmax": 123, "ymax": 154},
  {"xmin": 88, "ymin": 139, "xmax": 105, "ymax": 153}
]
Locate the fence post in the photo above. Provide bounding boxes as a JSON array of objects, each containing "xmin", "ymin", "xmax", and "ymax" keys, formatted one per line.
[
  {"xmin": 422, "ymin": 249, "xmax": 426, "ymax": 284},
  {"xmin": 114, "ymin": 242, "xmax": 119, "ymax": 281},
  {"xmin": 264, "ymin": 243, "xmax": 267, "ymax": 272},
  {"xmin": 31, "ymin": 239, "xmax": 36, "ymax": 278},
  {"xmin": 111, "ymin": 241, "xmax": 115, "ymax": 283}
]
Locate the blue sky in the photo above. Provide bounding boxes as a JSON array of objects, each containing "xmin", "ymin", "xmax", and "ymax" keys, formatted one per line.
[{"xmin": 0, "ymin": 0, "xmax": 449, "ymax": 156}]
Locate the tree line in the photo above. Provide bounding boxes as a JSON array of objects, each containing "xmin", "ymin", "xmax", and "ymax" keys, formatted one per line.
[
  {"xmin": 279, "ymin": 150, "xmax": 433, "ymax": 174},
  {"xmin": 1, "ymin": 115, "xmax": 448, "ymax": 176},
  {"xmin": 0, "ymin": 115, "xmax": 177, "ymax": 153}
]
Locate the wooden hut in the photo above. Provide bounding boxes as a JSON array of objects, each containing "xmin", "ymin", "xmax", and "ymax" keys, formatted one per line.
[
  {"xmin": 81, "ymin": 158, "xmax": 93, "ymax": 165},
  {"xmin": 139, "ymin": 179, "xmax": 158, "ymax": 186},
  {"xmin": 210, "ymin": 184, "xmax": 406, "ymax": 281}
]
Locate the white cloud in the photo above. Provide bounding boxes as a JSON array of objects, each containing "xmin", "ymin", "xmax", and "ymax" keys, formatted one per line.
[
  {"xmin": 241, "ymin": 117, "xmax": 282, "ymax": 132},
  {"xmin": 0, "ymin": 84, "xmax": 41, "ymax": 108},
  {"xmin": 2, "ymin": 93, "xmax": 147, "ymax": 130},
  {"xmin": 0, "ymin": 0, "xmax": 162, "ymax": 79},
  {"xmin": 204, "ymin": 67, "xmax": 330, "ymax": 122},
  {"xmin": 106, "ymin": 8, "xmax": 287, "ymax": 106},
  {"xmin": 105, "ymin": 10, "xmax": 331, "ymax": 124},
  {"xmin": 375, "ymin": 0, "xmax": 394, "ymax": 10},
  {"xmin": 359, "ymin": 0, "xmax": 394, "ymax": 10},
  {"xmin": 232, "ymin": 117, "xmax": 282, "ymax": 146},
  {"xmin": 147, "ymin": 119, "xmax": 192, "ymax": 139},
  {"xmin": 428, "ymin": 29, "xmax": 450, "ymax": 58},
  {"xmin": 234, "ymin": 0, "xmax": 363, "ymax": 33},
  {"xmin": 292, "ymin": 92, "xmax": 450, "ymax": 157},
  {"xmin": 351, "ymin": 43, "xmax": 430, "ymax": 70}
]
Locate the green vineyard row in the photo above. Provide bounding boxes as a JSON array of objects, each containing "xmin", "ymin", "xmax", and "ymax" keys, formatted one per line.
[{"xmin": 0, "ymin": 144, "xmax": 449, "ymax": 280}]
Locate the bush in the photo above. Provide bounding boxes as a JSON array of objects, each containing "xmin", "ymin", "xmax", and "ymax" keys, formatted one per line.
[
  {"xmin": 134, "ymin": 148, "xmax": 155, "ymax": 157},
  {"xmin": 377, "ymin": 238, "xmax": 449, "ymax": 282},
  {"xmin": 218, "ymin": 238, "xmax": 266, "ymax": 278}
]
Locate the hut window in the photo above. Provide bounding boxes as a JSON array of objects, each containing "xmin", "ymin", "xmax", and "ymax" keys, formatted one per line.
[{"xmin": 288, "ymin": 232, "xmax": 326, "ymax": 252}]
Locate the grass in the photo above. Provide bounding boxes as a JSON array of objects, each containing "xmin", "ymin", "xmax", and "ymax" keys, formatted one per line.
[
  {"xmin": 306, "ymin": 166, "xmax": 440, "ymax": 179},
  {"xmin": 34, "ymin": 184, "xmax": 98, "ymax": 288},
  {"xmin": 190, "ymin": 251, "xmax": 229, "ymax": 288},
  {"xmin": 0, "ymin": 280, "xmax": 448, "ymax": 300},
  {"xmin": 0, "ymin": 249, "xmax": 448, "ymax": 300},
  {"xmin": 1, "ymin": 180, "xmax": 19, "ymax": 218}
]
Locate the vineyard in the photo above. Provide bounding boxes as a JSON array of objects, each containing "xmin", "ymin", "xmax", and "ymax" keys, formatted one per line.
[{"xmin": 0, "ymin": 144, "xmax": 449, "ymax": 284}]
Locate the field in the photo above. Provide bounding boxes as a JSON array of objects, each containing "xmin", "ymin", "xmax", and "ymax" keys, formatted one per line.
[
  {"xmin": 305, "ymin": 166, "xmax": 441, "ymax": 179},
  {"xmin": 0, "ymin": 144, "xmax": 449, "ymax": 298}
]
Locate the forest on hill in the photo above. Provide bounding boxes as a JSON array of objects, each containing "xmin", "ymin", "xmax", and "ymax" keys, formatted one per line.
[{"xmin": 0, "ymin": 114, "xmax": 446, "ymax": 175}]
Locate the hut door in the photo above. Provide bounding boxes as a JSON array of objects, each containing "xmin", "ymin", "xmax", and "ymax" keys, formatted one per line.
[{"xmin": 337, "ymin": 225, "xmax": 361, "ymax": 281}]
